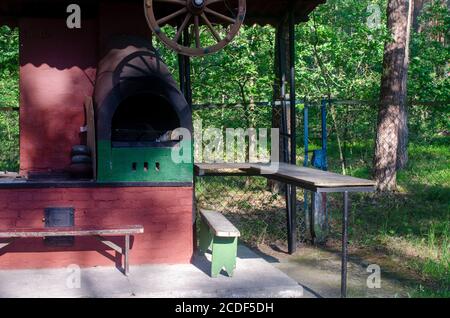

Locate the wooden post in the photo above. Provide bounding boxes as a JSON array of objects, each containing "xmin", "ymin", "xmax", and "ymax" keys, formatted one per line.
[{"xmin": 287, "ymin": 9, "xmax": 297, "ymax": 254}]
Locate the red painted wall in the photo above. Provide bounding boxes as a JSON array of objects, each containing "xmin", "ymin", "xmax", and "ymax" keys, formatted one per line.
[
  {"xmin": 18, "ymin": 2, "xmax": 152, "ymax": 176},
  {"xmin": 0, "ymin": 187, "xmax": 194, "ymax": 269},
  {"xmin": 19, "ymin": 18, "xmax": 98, "ymax": 176}
]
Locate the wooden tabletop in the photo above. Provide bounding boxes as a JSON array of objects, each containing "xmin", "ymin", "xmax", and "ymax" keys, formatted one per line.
[
  {"xmin": 195, "ymin": 163, "xmax": 376, "ymax": 190},
  {"xmin": 195, "ymin": 163, "xmax": 257, "ymax": 176}
]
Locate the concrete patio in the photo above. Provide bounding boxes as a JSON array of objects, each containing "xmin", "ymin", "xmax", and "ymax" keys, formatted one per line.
[{"xmin": 0, "ymin": 245, "xmax": 311, "ymax": 298}]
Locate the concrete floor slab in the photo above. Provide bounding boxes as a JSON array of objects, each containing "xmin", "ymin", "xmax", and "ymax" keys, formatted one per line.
[
  {"xmin": 256, "ymin": 244, "xmax": 415, "ymax": 298},
  {"xmin": 0, "ymin": 245, "xmax": 309, "ymax": 298}
]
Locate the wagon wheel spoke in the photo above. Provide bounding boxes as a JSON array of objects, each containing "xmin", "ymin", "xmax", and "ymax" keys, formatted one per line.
[
  {"xmin": 201, "ymin": 13, "xmax": 221, "ymax": 42},
  {"xmin": 204, "ymin": 8, "xmax": 235, "ymax": 24},
  {"xmin": 175, "ymin": 13, "xmax": 192, "ymax": 42},
  {"xmin": 157, "ymin": 7, "xmax": 188, "ymax": 25},
  {"xmin": 153, "ymin": 0, "xmax": 186, "ymax": 5},
  {"xmin": 206, "ymin": 0, "xmax": 225, "ymax": 5}
]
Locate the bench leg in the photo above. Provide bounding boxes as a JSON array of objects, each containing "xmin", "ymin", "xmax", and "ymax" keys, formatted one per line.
[
  {"xmin": 198, "ymin": 218, "xmax": 213, "ymax": 254},
  {"xmin": 211, "ymin": 237, "xmax": 238, "ymax": 278},
  {"xmin": 0, "ymin": 238, "xmax": 15, "ymax": 252},
  {"xmin": 124, "ymin": 235, "xmax": 130, "ymax": 276}
]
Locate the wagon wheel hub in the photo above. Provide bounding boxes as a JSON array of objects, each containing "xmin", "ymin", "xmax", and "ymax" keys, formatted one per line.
[
  {"xmin": 144, "ymin": 0, "xmax": 247, "ymax": 57},
  {"xmin": 188, "ymin": 0, "xmax": 206, "ymax": 15}
]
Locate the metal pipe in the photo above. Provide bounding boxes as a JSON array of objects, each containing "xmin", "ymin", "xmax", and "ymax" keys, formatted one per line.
[
  {"xmin": 185, "ymin": 55, "xmax": 192, "ymax": 106},
  {"xmin": 303, "ymin": 101, "xmax": 309, "ymax": 167},
  {"xmin": 321, "ymin": 98, "xmax": 328, "ymax": 171},
  {"xmin": 183, "ymin": 28, "xmax": 193, "ymax": 106},
  {"xmin": 178, "ymin": 54, "xmax": 186, "ymax": 96},
  {"xmin": 289, "ymin": 10, "xmax": 296, "ymax": 166},
  {"xmin": 175, "ymin": 27, "xmax": 193, "ymax": 106},
  {"xmin": 321, "ymin": 99, "xmax": 329, "ymax": 240},
  {"xmin": 341, "ymin": 191, "xmax": 349, "ymax": 298},
  {"xmin": 177, "ymin": 23, "xmax": 186, "ymax": 95},
  {"xmin": 303, "ymin": 100, "xmax": 309, "ymax": 241}
]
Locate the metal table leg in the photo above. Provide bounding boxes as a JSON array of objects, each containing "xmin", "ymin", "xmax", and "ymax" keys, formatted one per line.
[
  {"xmin": 341, "ymin": 191, "xmax": 349, "ymax": 298},
  {"xmin": 286, "ymin": 184, "xmax": 297, "ymax": 254}
]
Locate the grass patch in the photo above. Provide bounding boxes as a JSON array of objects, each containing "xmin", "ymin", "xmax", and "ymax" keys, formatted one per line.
[{"xmin": 325, "ymin": 136, "xmax": 450, "ymax": 297}]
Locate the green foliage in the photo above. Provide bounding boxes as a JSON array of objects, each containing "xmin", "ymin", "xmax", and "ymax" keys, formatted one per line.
[
  {"xmin": 0, "ymin": 111, "xmax": 19, "ymax": 171},
  {"xmin": 0, "ymin": 26, "xmax": 19, "ymax": 171},
  {"xmin": 296, "ymin": 0, "xmax": 389, "ymax": 100},
  {"xmin": 409, "ymin": 1, "xmax": 450, "ymax": 102},
  {"xmin": 154, "ymin": 25, "xmax": 275, "ymax": 106},
  {"xmin": 0, "ymin": 26, "xmax": 19, "ymax": 108}
]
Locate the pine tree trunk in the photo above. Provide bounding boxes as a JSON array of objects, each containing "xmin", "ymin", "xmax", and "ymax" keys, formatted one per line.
[
  {"xmin": 374, "ymin": 0, "xmax": 410, "ymax": 191},
  {"xmin": 413, "ymin": 0, "xmax": 430, "ymax": 32}
]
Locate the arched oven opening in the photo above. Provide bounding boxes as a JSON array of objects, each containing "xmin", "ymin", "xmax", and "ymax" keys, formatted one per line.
[{"xmin": 111, "ymin": 92, "xmax": 181, "ymax": 148}]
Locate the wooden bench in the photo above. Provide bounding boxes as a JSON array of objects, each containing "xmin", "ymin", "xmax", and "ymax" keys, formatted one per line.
[
  {"xmin": 0, "ymin": 225, "xmax": 144, "ymax": 275},
  {"xmin": 198, "ymin": 209, "xmax": 240, "ymax": 278}
]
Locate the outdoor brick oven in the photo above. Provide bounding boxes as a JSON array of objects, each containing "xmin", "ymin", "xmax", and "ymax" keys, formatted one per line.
[
  {"xmin": 0, "ymin": 2, "xmax": 194, "ymax": 270},
  {"xmin": 94, "ymin": 38, "xmax": 193, "ymax": 183}
]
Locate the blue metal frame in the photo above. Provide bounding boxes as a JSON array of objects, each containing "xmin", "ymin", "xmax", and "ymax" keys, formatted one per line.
[{"xmin": 303, "ymin": 98, "xmax": 328, "ymax": 169}]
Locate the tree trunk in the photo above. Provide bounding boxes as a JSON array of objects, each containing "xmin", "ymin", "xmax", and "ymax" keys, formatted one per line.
[
  {"xmin": 374, "ymin": 0, "xmax": 410, "ymax": 191},
  {"xmin": 413, "ymin": 0, "xmax": 424, "ymax": 32},
  {"xmin": 397, "ymin": 0, "xmax": 414, "ymax": 170},
  {"xmin": 413, "ymin": 0, "xmax": 430, "ymax": 32}
]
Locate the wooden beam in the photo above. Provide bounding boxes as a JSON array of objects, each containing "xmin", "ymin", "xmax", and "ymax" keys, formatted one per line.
[{"xmin": 95, "ymin": 235, "xmax": 123, "ymax": 254}]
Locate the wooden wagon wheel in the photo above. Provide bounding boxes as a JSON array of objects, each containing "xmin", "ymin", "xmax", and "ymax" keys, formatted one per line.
[{"xmin": 144, "ymin": 0, "xmax": 246, "ymax": 57}]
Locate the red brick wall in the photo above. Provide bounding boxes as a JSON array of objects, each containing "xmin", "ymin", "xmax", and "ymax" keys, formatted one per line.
[{"xmin": 0, "ymin": 187, "xmax": 194, "ymax": 269}]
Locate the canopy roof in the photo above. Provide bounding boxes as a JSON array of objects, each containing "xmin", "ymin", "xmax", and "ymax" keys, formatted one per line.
[{"xmin": 0, "ymin": 0, "xmax": 325, "ymax": 26}]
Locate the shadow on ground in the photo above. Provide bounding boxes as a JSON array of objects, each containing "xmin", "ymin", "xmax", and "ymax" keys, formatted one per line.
[{"xmin": 253, "ymin": 243, "xmax": 419, "ymax": 298}]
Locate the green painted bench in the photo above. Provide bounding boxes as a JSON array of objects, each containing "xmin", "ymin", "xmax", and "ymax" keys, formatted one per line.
[{"xmin": 198, "ymin": 209, "xmax": 241, "ymax": 278}]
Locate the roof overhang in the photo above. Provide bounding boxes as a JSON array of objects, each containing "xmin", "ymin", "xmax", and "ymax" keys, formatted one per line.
[{"xmin": 0, "ymin": 0, "xmax": 326, "ymax": 27}]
